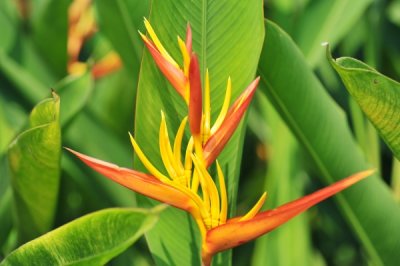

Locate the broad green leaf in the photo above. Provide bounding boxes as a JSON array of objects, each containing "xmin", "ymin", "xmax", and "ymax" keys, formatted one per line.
[
  {"xmin": 251, "ymin": 93, "xmax": 314, "ymax": 266},
  {"xmin": 8, "ymin": 93, "xmax": 61, "ymax": 244},
  {"xmin": 95, "ymin": 0, "xmax": 149, "ymax": 76},
  {"xmin": 258, "ymin": 20, "xmax": 400, "ymax": 266},
  {"xmin": 0, "ymin": 207, "xmax": 161, "ymax": 266},
  {"xmin": 54, "ymin": 72, "xmax": 94, "ymax": 127},
  {"xmin": 295, "ymin": 0, "xmax": 372, "ymax": 67},
  {"xmin": 328, "ymin": 51, "xmax": 400, "ymax": 160},
  {"xmin": 134, "ymin": 1, "xmax": 264, "ymax": 265},
  {"xmin": 31, "ymin": 0, "xmax": 69, "ymax": 78}
]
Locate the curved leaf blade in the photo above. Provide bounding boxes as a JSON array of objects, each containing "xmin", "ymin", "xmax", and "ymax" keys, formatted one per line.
[
  {"xmin": 134, "ymin": 1, "xmax": 264, "ymax": 265},
  {"xmin": 328, "ymin": 51, "xmax": 400, "ymax": 160},
  {"xmin": 0, "ymin": 207, "xmax": 161, "ymax": 266},
  {"xmin": 8, "ymin": 93, "xmax": 61, "ymax": 244},
  {"xmin": 258, "ymin": 20, "xmax": 400, "ymax": 266}
]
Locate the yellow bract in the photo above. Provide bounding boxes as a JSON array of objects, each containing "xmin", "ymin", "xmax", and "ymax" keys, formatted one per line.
[{"xmin": 132, "ymin": 19, "xmax": 266, "ymax": 238}]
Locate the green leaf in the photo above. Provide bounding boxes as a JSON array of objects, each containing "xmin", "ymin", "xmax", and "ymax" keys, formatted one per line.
[
  {"xmin": 8, "ymin": 93, "xmax": 61, "ymax": 244},
  {"xmin": 31, "ymin": 0, "xmax": 69, "ymax": 78},
  {"xmin": 295, "ymin": 0, "xmax": 372, "ymax": 66},
  {"xmin": 327, "ymin": 50, "xmax": 400, "ymax": 160},
  {"xmin": 54, "ymin": 72, "xmax": 94, "ymax": 127},
  {"xmin": 133, "ymin": 1, "xmax": 264, "ymax": 265},
  {"xmin": 95, "ymin": 0, "xmax": 149, "ymax": 76},
  {"xmin": 0, "ymin": 207, "xmax": 161, "ymax": 266},
  {"xmin": 251, "ymin": 93, "xmax": 314, "ymax": 266},
  {"xmin": 258, "ymin": 20, "xmax": 400, "ymax": 266}
]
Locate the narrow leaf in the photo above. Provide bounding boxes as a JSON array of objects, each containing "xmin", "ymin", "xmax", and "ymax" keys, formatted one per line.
[
  {"xmin": 295, "ymin": 0, "xmax": 373, "ymax": 66},
  {"xmin": 31, "ymin": 0, "xmax": 69, "ymax": 77}
]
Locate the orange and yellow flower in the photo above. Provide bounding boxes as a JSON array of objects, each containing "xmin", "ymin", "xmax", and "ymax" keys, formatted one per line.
[
  {"xmin": 68, "ymin": 19, "xmax": 373, "ymax": 266},
  {"xmin": 67, "ymin": 0, "xmax": 122, "ymax": 78}
]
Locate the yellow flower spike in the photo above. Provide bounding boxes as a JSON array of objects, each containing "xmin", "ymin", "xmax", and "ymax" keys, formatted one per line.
[
  {"xmin": 203, "ymin": 69, "xmax": 211, "ymax": 143},
  {"xmin": 216, "ymin": 161, "xmax": 227, "ymax": 225},
  {"xmin": 211, "ymin": 77, "xmax": 232, "ymax": 134},
  {"xmin": 178, "ymin": 36, "xmax": 190, "ymax": 76},
  {"xmin": 159, "ymin": 113, "xmax": 180, "ymax": 179},
  {"xmin": 173, "ymin": 116, "xmax": 188, "ymax": 169},
  {"xmin": 184, "ymin": 137, "xmax": 194, "ymax": 187},
  {"xmin": 192, "ymin": 155, "xmax": 221, "ymax": 229},
  {"xmin": 190, "ymin": 159, "xmax": 210, "ymax": 217},
  {"xmin": 129, "ymin": 132, "xmax": 170, "ymax": 183},
  {"xmin": 239, "ymin": 192, "xmax": 267, "ymax": 222},
  {"xmin": 143, "ymin": 17, "xmax": 179, "ymax": 68}
]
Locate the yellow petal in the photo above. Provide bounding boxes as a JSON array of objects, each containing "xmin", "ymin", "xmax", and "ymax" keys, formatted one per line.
[
  {"xmin": 216, "ymin": 161, "xmax": 228, "ymax": 225},
  {"xmin": 143, "ymin": 18, "xmax": 179, "ymax": 68},
  {"xmin": 239, "ymin": 192, "xmax": 267, "ymax": 222},
  {"xmin": 211, "ymin": 77, "xmax": 231, "ymax": 134},
  {"xmin": 129, "ymin": 132, "xmax": 170, "ymax": 183}
]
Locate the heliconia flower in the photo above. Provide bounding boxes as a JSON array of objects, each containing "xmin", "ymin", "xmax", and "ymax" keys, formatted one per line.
[
  {"xmin": 67, "ymin": 146, "xmax": 372, "ymax": 265},
  {"xmin": 91, "ymin": 51, "xmax": 122, "ymax": 79},
  {"xmin": 67, "ymin": 0, "xmax": 122, "ymax": 78},
  {"xmin": 68, "ymin": 19, "xmax": 374, "ymax": 266},
  {"xmin": 141, "ymin": 19, "xmax": 260, "ymax": 166}
]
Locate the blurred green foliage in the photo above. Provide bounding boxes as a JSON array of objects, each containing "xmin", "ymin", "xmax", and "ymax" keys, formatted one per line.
[{"xmin": 0, "ymin": 0, "xmax": 399, "ymax": 265}]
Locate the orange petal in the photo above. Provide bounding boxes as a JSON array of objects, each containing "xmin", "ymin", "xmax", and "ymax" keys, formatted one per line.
[
  {"xmin": 203, "ymin": 169, "xmax": 373, "ymax": 257},
  {"xmin": 203, "ymin": 77, "xmax": 259, "ymax": 166},
  {"xmin": 188, "ymin": 53, "xmax": 203, "ymax": 137},
  {"xmin": 91, "ymin": 52, "xmax": 122, "ymax": 79},
  {"xmin": 142, "ymin": 36, "xmax": 187, "ymax": 99},
  {"xmin": 66, "ymin": 148, "xmax": 195, "ymax": 211},
  {"xmin": 185, "ymin": 23, "xmax": 192, "ymax": 56}
]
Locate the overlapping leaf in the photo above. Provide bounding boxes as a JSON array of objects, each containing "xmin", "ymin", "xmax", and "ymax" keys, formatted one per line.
[
  {"xmin": 258, "ymin": 20, "xmax": 400, "ymax": 266},
  {"xmin": 8, "ymin": 93, "xmax": 61, "ymax": 244},
  {"xmin": 328, "ymin": 51, "xmax": 400, "ymax": 160}
]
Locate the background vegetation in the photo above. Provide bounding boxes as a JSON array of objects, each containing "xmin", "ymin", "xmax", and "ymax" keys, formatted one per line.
[{"xmin": 1, "ymin": 0, "xmax": 399, "ymax": 265}]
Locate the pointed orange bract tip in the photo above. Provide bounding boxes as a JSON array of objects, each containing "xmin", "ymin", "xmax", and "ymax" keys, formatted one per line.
[
  {"xmin": 188, "ymin": 53, "xmax": 203, "ymax": 137},
  {"xmin": 142, "ymin": 37, "xmax": 187, "ymax": 99},
  {"xmin": 203, "ymin": 77, "xmax": 259, "ymax": 166},
  {"xmin": 185, "ymin": 23, "xmax": 192, "ymax": 55},
  {"xmin": 203, "ymin": 169, "xmax": 373, "ymax": 258},
  {"xmin": 65, "ymin": 148, "xmax": 196, "ymax": 212}
]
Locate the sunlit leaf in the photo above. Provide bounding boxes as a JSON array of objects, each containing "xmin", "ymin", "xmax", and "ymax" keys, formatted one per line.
[
  {"xmin": 8, "ymin": 93, "xmax": 61, "ymax": 244},
  {"xmin": 0, "ymin": 207, "xmax": 162, "ymax": 266},
  {"xmin": 328, "ymin": 49, "xmax": 400, "ymax": 160}
]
